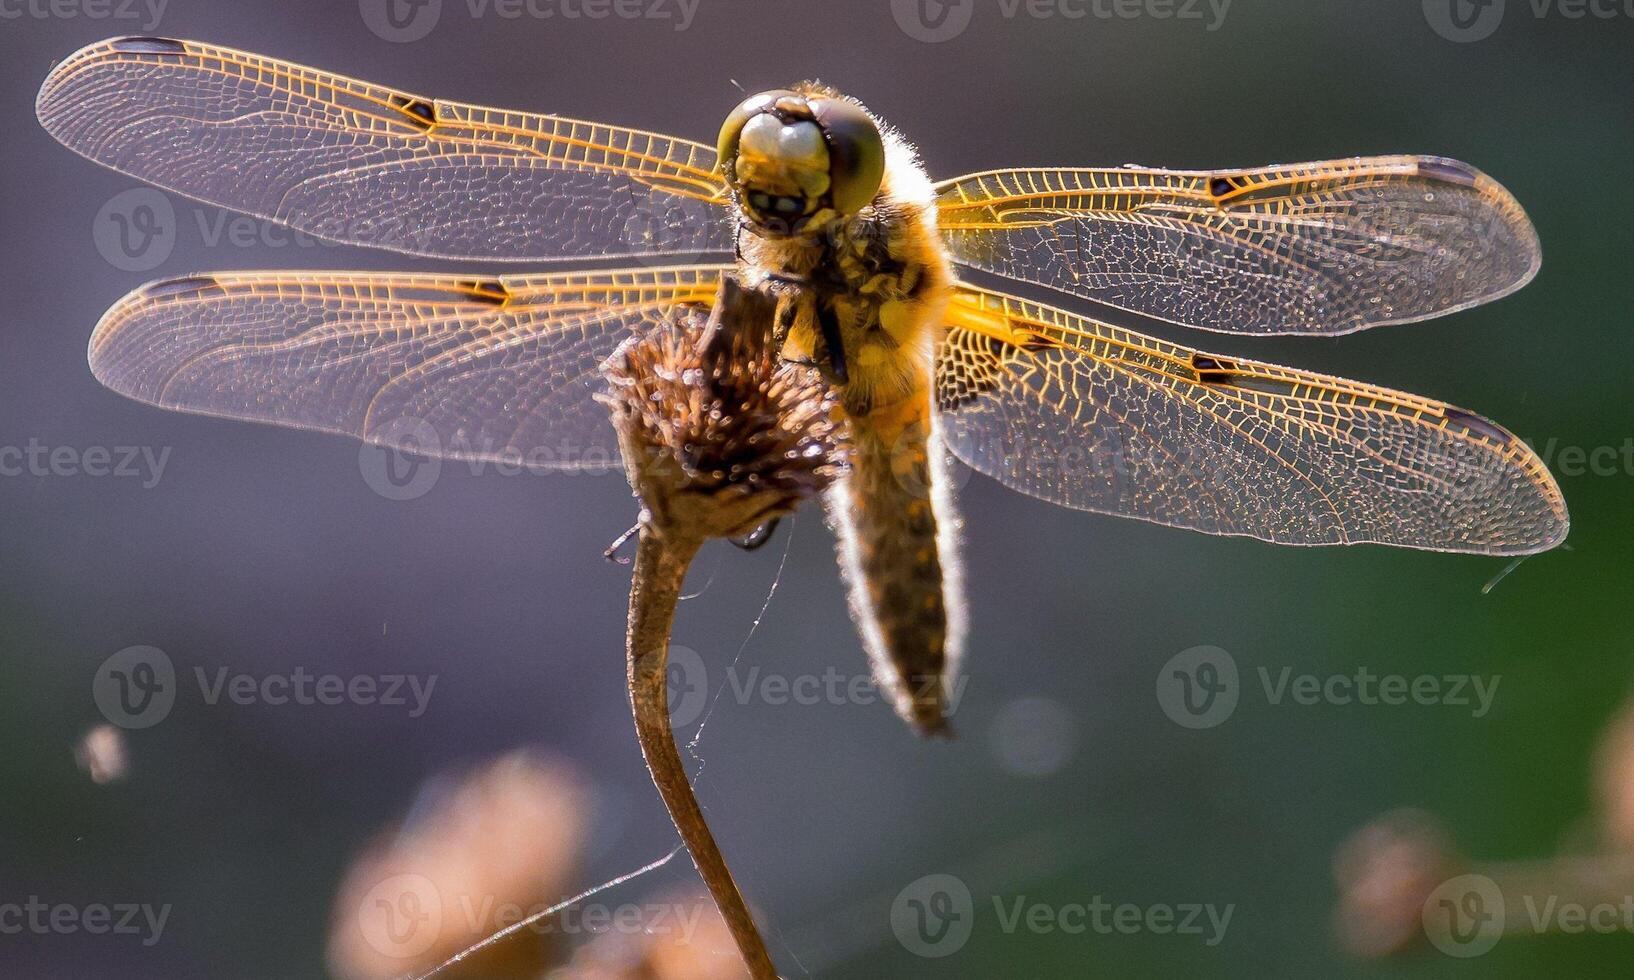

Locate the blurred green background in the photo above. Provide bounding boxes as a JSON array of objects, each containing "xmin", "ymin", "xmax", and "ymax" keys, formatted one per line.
[{"xmin": 2, "ymin": 0, "xmax": 1632, "ymax": 976}]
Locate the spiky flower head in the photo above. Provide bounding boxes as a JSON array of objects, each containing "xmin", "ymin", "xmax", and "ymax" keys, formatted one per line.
[{"xmin": 602, "ymin": 276, "xmax": 848, "ymax": 544}]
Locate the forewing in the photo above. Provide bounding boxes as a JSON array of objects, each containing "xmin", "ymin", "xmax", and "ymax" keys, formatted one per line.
[
  {"xmin": 936, "ymin": 157, "xmax": 1540, "ymax": 336},
  {"xmin": 90, "ymin": 266, "xmax": 729, "ymax": 469},
  {"xmin": 38, "ymin": 37, "xmax": 731, "ymax": 261},
  {"xmin": 937, "ymin": 284, "xmax": 1566, "ymax": 554}
]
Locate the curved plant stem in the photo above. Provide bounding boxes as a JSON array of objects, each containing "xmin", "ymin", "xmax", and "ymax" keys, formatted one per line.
[{"xmin": 626, "ymin": 527, "xmax": 779, "ymax": 980}]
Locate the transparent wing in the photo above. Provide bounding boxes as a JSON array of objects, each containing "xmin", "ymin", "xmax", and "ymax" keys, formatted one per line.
[
  {"xmin": 90, "ymin": 265, "xmax": 728, "ymax": 469},
  {"xmin": 38, "ymin": 37, "xmax": 731, "ymax": 261},
  {"xmin": 936, "ymin": 157, "xmax": 1540, "ymax": 336},
  {"xmin": 937, "ymin": 284, "xmax": 1567, "ymax": 554}
]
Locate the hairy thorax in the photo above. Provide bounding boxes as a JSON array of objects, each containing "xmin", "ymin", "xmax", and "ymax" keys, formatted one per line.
[{"xmin": 736, "ymin": 131, "xmax": 952, "ymax": 426}]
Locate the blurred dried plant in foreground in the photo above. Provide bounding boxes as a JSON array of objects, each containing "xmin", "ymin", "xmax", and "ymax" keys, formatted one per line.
[
  {"xmin": 551, "ymin": 885, "xmax": 750, "ymax": 980},
  {"xmin": 1337, "ymin": 694, "xmax": 1634, "ymax": 958},
  {"xmin": 1332, "ymin": 808, "xmax": 1462, "ymax": 957},
  {"xmin": 328, "ymin": 751, "xmax": 589, "ymax": 979},
  {"xmin": 74, "ymin": 723, "xmax": 128, "ymax": 784},
  {"xmin": 328, "ymin": 751, "xmax": 748, "ymax": 980}
]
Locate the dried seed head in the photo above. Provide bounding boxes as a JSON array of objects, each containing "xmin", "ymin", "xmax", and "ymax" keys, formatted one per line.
[
  {"xmin": 326, "ymin": 752, "xmax": 589, "ymax": 980},
  {"xmin": 74, "ymin": 724, "xmax": 128, "ymax": 784},
  {"xmin": 1332, "ymin": 808, "xmax": 1461, "ymax": 958},
  {"xmin": 1594, "ymin": 698, "xmax": 1634, "ymax": 851},
  {"xmin": 602, "ymin": 276, "xmax": 847, "ymax": 544}
]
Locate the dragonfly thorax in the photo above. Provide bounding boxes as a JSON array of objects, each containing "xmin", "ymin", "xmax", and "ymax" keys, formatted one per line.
[{"xmin": 735, "ymin": 146, "xmax": 953, "ymax": 422}]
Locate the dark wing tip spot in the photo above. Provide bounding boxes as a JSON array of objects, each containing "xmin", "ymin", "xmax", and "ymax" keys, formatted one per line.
[
  {"xmin": 143, "ymin": 275, "xmax": 219, "ymax": 300},
  {"xmin": 1415, "ymin": 159, "xmax": 1480, "ymax": 188},
  {"xmin": 1443, "ymin": 407, "xmax": 1515, "ymax": 444},
  {"xmin": 107, "ymin": 37, "xmax": 189, "ymax": 55}
]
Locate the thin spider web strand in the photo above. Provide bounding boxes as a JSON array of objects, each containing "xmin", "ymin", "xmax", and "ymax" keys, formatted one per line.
[
  {"xmin": 679, "ymin": 518, "xmax": 803, "ymax": 975},
  {"xmin": 688, "ymin": 516, "xmax": 796, "ymax": 757},
  {"xmin": 411, "ymin": 845, "xmax": 684, "ymax": 980}
]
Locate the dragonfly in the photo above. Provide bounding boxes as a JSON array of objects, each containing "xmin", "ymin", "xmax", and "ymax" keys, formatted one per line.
[{"xmin": 39, "ymin": 36, "xmax": 1567, "ymax": 735}]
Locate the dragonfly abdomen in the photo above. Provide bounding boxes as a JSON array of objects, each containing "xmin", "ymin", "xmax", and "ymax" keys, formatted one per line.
[{"xmin": 828, "ymin": 392, "xmax": 966, "ymax": 735}]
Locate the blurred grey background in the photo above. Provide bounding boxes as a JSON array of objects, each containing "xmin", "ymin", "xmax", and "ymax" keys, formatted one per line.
[{"xmin": 2, "ymin": 0, "xmax": 1632, "ymax": 976}]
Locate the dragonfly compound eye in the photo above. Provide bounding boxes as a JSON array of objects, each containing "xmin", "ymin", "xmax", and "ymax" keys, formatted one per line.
[
  {"xmin": 717, "ymin": 89, "xmax": 885, "ymax": 227},
  {"xmin": 806, "ymin": 97, "xmax": 884, "ymax": 216}
]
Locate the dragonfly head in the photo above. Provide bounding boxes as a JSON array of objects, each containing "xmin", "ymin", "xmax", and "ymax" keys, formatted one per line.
[{"xmin": 716, "ymin": 87, "xmax": 885, "ymax": 236}]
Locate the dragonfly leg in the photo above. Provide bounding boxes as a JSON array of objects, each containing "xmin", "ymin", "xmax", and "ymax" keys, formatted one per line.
[
  {"xmin": 730, "ymin": 517, "xmax": 781, "ymax": 551},
  {"xmin": 603, "ymin": 522, "xmax": 641, "ymax": 565},
  {"xmin": 813, "ymin": 301, "xmax": 849, "ymax": 385}
]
